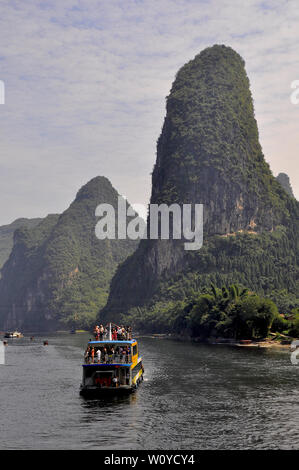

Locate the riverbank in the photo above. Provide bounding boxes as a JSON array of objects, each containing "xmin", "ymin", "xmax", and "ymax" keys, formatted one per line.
[
  {"xmin": 140, "ymin": 333, "xmax": 295, "ymax": 350},
  {"xmin": 2, "ymin": 329, "xmax": 296, "ymax": 351}
]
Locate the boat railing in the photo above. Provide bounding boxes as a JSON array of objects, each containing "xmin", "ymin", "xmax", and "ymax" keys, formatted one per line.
[
  {"xmin": 85, "ymin": 354, "xmax": 132, "ymax": 365},
  {"xmin": 94, "ymin": 335, "xmax": 132, "ymax": 341}
]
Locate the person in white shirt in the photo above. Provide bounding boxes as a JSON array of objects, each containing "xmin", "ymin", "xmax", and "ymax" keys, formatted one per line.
[
  {"xmin": 117, "ymin": 327, "xmax": 122, "ymax": 340},
  {"xmin": 96, "ymin": 349, "xmax": 101, "ymax": 363}
]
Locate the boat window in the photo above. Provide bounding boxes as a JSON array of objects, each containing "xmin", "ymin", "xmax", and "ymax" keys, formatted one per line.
[
  {"xmin": 133, "ymin": 344, "xmax": 138, "ymax": 356},
  {"xmin": 84, "ymin": 366, "xmax": 115, "ymax": 377},
  {"xmin": 94, "ymin": 371, "xmax": 114, "ymax": 378}
]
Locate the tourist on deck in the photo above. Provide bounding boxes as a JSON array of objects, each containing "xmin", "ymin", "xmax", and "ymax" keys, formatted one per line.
[
  {"xmin": 114, "ymin": 347, "xmax": 118, "ymax": 362},
  {"xmin": 117, "ymin": 346, "xmax": 123, "ymax": 362},
  {"xmin": 88, "ymin": 346, "xmax": 93, "ymax": 363},
  {"xmin": 102, "ymin": 347, "xmax": 108, "ymax": 363},
  {"xmin": 125, "ymin": 346, "xmax": 131, "ymax": 363},
  {"xmin": 117, "ymin": 326, "xmax": 122, "ymax": 340},
  {"xmin": 91, "ymin": 347, "xmax": 95, "ymax": 364},
  {"xmin": 107, "ymin": 347, "xmax": 114, "ymax": 363},
  {"xmin": 96, "ymin": 348, "xmax": 101, "ymax": 363},
  {"xmin": 93, "ymin": 326, "xmax": 97, "ymax": 338},
  {"xmin": 127, "ymin": 326, "xmax": 132, "ymax": 340},
  {"xmin": 112, "ymin": 327, "xmax": 117, "ymax": 341},
  {"xmin": 84, "ymin": 346, "xmax": 90, "ymax": 364},
  {"xmin": 99, "ymin": 325, "xmax": 104, "ymax": 340},
  {"xmin": 121, "ymin": 347, "xmax": 127, "ymax": 363}
]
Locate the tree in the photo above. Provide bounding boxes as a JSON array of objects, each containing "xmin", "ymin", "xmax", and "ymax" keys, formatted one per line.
[
  {"xmin": 289, "ymin": 309, "xmax": 299, "ymax": 337},
  {"xmin": 232, "ymin": 296, "xmax": 278, "ymax": 339}
]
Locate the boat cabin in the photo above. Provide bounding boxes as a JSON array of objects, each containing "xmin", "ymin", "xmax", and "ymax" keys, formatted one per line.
[{"xmin": 80, "ymin": 339, "xmax": 143, "ymax": 395}]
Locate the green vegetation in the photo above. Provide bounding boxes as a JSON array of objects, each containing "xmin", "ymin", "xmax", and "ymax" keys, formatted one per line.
[
  {"xmin": 101, "ymin": 46, "xmax": 298, "ymax": 327},
  {"xmin": 1, "ymin": 45, "xmax": 298, "ymax": 338},
  {"xmin": 276, "ymin": 173, "xmax": 295, "ymax": 199},
  {"xmin": 0, "ymin": 218, "xmax": 42, "ymax": 270},
  {"xmin": 0, "ymin": 177, "xmax": 138, "ymax": 331},
  {"xmin": 286, "ymin": 308, "xmax": 299, "ymax": 338},
  {"xmin": 125, "ymin": 284, "xmax": 298, "ymax": 340},
  {"xmin": 152, "ymin": 45, "xmax": 294, "ymax": 230}
]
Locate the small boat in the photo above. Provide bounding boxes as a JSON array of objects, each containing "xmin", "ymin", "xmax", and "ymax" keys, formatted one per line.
[
  {"xmin": 4, "ymin": 331, "xmax": 23, "ymax": 338},
  {"xmin": 80, "ymin": 323, "xmax": 144, "ymax": 397}
]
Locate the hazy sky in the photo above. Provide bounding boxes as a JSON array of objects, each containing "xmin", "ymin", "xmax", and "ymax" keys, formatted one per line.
[{"xmin": 0, "ymin": 0, "xmax": 298, "ymax": 225}]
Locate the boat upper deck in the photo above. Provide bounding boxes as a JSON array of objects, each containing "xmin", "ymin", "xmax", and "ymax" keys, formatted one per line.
[{"xmin": 83, "ymin": 336, "xmax": 140, "ymax": 367}]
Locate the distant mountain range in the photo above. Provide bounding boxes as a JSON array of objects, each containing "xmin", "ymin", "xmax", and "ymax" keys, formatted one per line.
[{"xmin": 0, "ymin": 45, "xmax": 297, "ymax": 333}]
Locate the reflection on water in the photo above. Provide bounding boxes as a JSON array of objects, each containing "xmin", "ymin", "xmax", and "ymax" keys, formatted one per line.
[{"xmin": 0, "ymin": 333, "xmax": 298, "ymax": 449}]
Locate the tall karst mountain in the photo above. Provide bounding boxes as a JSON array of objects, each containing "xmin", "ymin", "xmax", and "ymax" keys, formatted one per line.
[
  {"xmin": 101, "ymin": 45, "xmax": 299, "ymax": 323},
  {"xmin": 0, "ymin": 177, "xmax": 138, "ymax": 331}
]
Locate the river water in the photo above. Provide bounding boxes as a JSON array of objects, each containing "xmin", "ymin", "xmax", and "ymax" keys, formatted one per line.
[{"xmin": 0, "ymin": 333, "xmax": 298, "ymax": 450}]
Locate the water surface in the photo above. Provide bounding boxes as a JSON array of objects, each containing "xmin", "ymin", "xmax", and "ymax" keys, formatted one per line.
[{"xmin": 0, "ymin": 334, "xmax": 298, "ymax": 449}]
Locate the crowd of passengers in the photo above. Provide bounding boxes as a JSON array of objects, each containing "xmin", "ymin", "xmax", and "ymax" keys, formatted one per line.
[
  {"xmin": 84, "ymin": 345, "xmax": 131, "ymax": 364},
  {"xmin": 93, "ymin": 324, "xmax": 132, "ymax": 341}
]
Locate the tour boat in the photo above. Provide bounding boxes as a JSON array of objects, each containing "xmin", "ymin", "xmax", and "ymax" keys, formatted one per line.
[
  {"xmin": 80, "ymin": 324, "xmax": 144, "ymax": 397},
  {"xmin": 4, "ymin": 331, "xmax": 23, "ymax": 338}
]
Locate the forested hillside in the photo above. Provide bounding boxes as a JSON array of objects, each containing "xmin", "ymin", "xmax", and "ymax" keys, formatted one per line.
[
  {"xmin": 100, "ymin": 45, "xmax": 299, "ymax": 333},
  {"xmin": 0, "ymin": 177, "xmax": 138, "ymax": 331}
]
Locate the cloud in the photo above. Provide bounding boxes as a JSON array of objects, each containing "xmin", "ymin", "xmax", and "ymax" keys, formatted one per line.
[{"xmin": 0, "ymin": 0, "xmax": 298, "ymax": 224}]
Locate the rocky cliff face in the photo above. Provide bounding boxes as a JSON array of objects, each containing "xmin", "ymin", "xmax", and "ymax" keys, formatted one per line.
[
  {"xmin": 0, "ymin": 177, "xmax": 138, "ymax": 331},
  {"xmin": 276, "ymin": 173, "xmax": 295, "ymax": 198},
  {"xmin": 100, "ymin": 45, "xmax": 299, "ymax": 323},
  {"xmin": 151, "ymin": 46, "xmax": 289, "ymax": 235}
]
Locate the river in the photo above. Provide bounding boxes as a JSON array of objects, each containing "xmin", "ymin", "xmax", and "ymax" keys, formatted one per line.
[{"xmin": 0, "ymin": 333, "xmax": 298, "ymax": 450}]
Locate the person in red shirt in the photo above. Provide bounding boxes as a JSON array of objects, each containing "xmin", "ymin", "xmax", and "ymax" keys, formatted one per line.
[{"xmin": 112, "ymin": 327, "xmax": 117, "ymax": 341}]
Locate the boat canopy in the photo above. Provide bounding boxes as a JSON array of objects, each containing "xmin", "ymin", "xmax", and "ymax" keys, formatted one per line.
[{"xmin": 88, "ymin": 340, "xmax": 136, "ymax": 346}]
